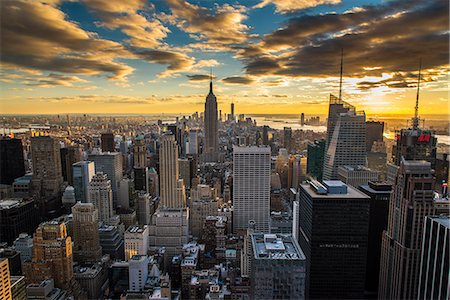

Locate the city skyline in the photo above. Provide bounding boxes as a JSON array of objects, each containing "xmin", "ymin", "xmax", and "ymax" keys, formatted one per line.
[{"xmin": 1, "ymin": 0, "xmax": 448, "ymax": 116}]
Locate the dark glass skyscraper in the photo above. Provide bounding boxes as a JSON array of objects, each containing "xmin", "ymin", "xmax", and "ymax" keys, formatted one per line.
[
  {"xmin": 306, "ymin": 139, "xmax": 325, "ymax": 181},
  {"xmin": 0, "ymin": 137, "xmax": 25, "ymax": 185},
  {"xmin": 298, "ymin": 180, "xmax": 370, "ymax": 299},
  {"xmin": 366, "ymin": 121, "xmax": 384, "ymax": 152}
]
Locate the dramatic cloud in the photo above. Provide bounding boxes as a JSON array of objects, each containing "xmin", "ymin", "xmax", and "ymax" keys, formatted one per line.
[
  {"xmin": 164, "ymin": 0, "xmax": 254, "ymax": 49},
  {"xmin": 0, "ymin": 0, "xmax": 134, "ymax": 80},
  {"xmin": 240, "ymin": 0, "xmax": 449, "ymax": 89},
  {"xmin": 82, "ymin": 0, "xmax": 170, "ymax": 48},
  {"xmin": 254, "ymin": 0, "xmax": 341, "ymax": 13},
  {"xmin": 136, "ymin": 50, "xmax": 195, "ymax": 77},
  {"xmin": 222, "ymin": 76, "xmax": 255, "ymax": 85}
]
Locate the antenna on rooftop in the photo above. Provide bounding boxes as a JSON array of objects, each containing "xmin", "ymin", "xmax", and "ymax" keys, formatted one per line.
[
  {"xmin": 412, "ymin": 58, "xmax": 422, "ymax": 129},
  {"xmin": 339, "ymin": 48, "xmax": 344, "ymax": 101}
]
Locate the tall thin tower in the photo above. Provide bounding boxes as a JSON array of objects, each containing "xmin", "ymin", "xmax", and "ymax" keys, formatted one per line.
[{"xmin": 204, "ymin": 71, "xmax": 218, "ymax": 161}]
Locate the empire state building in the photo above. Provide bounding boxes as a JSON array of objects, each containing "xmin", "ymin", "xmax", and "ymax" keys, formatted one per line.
[{"xmin": 204, "ymin": 79, "xmax": 218, "ymax": 161}]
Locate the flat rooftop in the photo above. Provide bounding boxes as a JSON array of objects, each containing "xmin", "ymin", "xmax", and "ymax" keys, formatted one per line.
[
  {"xmin": 430, "ymin": 216, "xmax": 450, "ymax": 228},
  {"xmin": 302, "ymin": 181, "xmax": 370, "ymax": 199},
  {"xmin": 251, "ymin": 233, "xmax": 305, "ymax": 260}
]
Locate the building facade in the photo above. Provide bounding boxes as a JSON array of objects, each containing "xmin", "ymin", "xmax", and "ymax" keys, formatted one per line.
[
  {"xmin": 0, "ymin": 137, "xmax": 25, "ymax": 185},
  {"xmin": 378, "ymin": 160, "xmax": 436, "ymax": 299},
  {"xmin": 72, "ymin": 202, "xmax": 102, "ymax": 264},
  {"xmin": 298, "ymin": 180, "xmax": 370, "ymax": 298},
  {"xmin": 88, "ymin": 172, "xmax": 113, "ymax": 223},
  {"xmin": 233, "ymin": 146, "xmax": 271, "ymax": 233},
  {"xmin": 73, "ymin": 161, "xmax": 95, "ymax": 203}
]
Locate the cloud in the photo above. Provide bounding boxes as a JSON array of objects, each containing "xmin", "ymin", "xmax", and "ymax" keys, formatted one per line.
[
  {"xmin": 22, "ymin": 73, "xmax": 96, "ymax": 89},
  {"xmin": 239, "ymin": 0, "xmax": 449, "ymax": 89},
  {"xmin": 0, "ymin": 0, "xmax": 134, "ymax": 80},
  {"xmin": 135, "ymin": 50, "xmax": 195, "ymax": 77},
  {"xmin": 187, "ymin": 74, "xmax": 215, "ymax": 82},
  {"xmin": 164, "ymin": 0, "xmax": 254, "ymax": 50},
  {"xmin": 81, "ymin": 0, "xmax": 170, "ymax": 48},
  {"xmin": 254, "ymin": 0, "xmax": 341, "ymax": 13},
  {"xmin": 221, "ymin": 76, "xmax": 255, "ymax": 85}
]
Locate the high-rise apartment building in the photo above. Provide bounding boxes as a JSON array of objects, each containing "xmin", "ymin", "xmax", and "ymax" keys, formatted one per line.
[
  {"xmin": 323, "ymin": 96, "xmax": 367, "ymax": 180},
  {"xmin": 0, "ymin": 137, "xmax": 25, "ymax": 185},
  {"xmin": 88, "ymin": 152, "xmax": 122, "ymax": 206},
  {"xmin": 0, "ymin": 198, "xmax": 39, "ymax": 245},
  {"xmin": 204, "ymin": 79, "xmax": 218, "ymax": 161},
  {"xmin": 60, "ymin": 145, "xmax": 81, "ymax": 185},
  {"xmin": 417, "ymin": 215, "xmax": 449, "ymax": 300},
  {"xmin": 136, "ymin": 192, "xmax": 151, "ymax": 225},
  {"xmin": 101, "ymin": 133, "xmax": 115, "ymax": 152},
  {"xmin": 159, "ymin": 134, "xmax": 186, "ymax": 208},
  {"xmin": 0, "ymin": 258, "xmax": 11, "ymax": 300},
  {"xmin": 366, "ymin": 121, "xmax": 384, "ymax": 152},
  {"xmin": 186, "ymin": 129, "xmax": 198, "ymax": 155},
  {"xmin": 306, "ymin": 139, "xmax": 325, "ymax": 181},
  {"xmin": 378, "ymin": 160, "xmax": 436, "ymax": 299},
  {"xmin": 233, "ymin": 146, "xmax": 271, "ymax": 233},
  {"xmin": 133, "ymin": 135, "xmax": 147, "ymax": 168},
  {"xmin": 298, "ymin": 180, "xmax": 370, "ymax": 299},
  {"xmin": 73, "ymin": 161, "xmax": 95, "ymax": 203},
  {"xmin": 250, "ymin": 233, "xmax": 306, "ymax": 300},
  {"xmin": 88, "ymin": 172, "xmax": 113, "ymax": 223},
  {"xmin": 283, "ymin": 127, "xmax": 292, "ymax": 152},
  {"xmin": 99, "ymin": 224, "xmax": 124, "ymax": 260},
  {"xmin": 72, "ymin": 202, "xmax": 102, "ymax": 264},
  {"xmin": 23, "ymin": 221, "xmax": 74, "ymax": 291},
  {"xmin": 124, "ymin": 225, "xmax": 149, "ymax": 261},
  {"xmin": 178, "ymin": 158, "xmax": 191, "ymax": 190},
  {"xmin": 358, "ymin": 181, "xmax": 392, "ymax": 298},
  {"xmin": 31, "ymin": 136, "xmax": 64, "ymax": 207}
]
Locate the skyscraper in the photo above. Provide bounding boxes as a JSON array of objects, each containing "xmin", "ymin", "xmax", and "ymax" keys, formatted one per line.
[
  {"xmin": 323, "ymin": 96, "xmax": 367, "ymax": 180},
  {"xmin": 159, "ymin": 134, "xmax": 185, "ymax": 208},
  {"xmin": 31, "ymin": 135, "xmax": 64, "ymax": 200},
  {"xmin": 230, "ymin": 102, "xmax": 235, "ymax": 121},
  {"xmin": 0, "ymin": 137, "xmax": 25, "ymax": 185},
  {"xmin": 392, "ymin": 63, "xmax": 437, "ymax": 168},
  {"xmin": 233, "ymin": 146, "xmax": 271, "ymax": 233},
  {"xmin": 23, "ymin": 221, "xmax": 74, "ymax": 291},
  {"xmin": 365, "ymin": 121, "xmax": 384, "ymax": 152},
  {"xmin": 283, "ymin": 127, "xmax": 292, "ymax": 152},
  {"xmin": 378, "ymin": 160, "xmax": 437, "ymax": 299},
  {"xmin": 149, "ymin": 134, "xmax": 189, "ymax": 256},
  {"xmin": 204, "ymin": 78, "xmax": 218, "ymax": 161},
  {"xmin": 298, "ymin": 180, "xmax": 370, "ymax": 299},
  {"xmin": 0, "ymin": 197, "xmax": 39, "ymax": 245},
  {"xmin": 417, "ymin": 215, "xmax": 449, "ymax": 300},
  {"xmin": 72, "ymin": 202, "xmax": 102, "ymax": 264},
  {"xmin": 88, "ymin": 152, "xmax": 123, "ymax": 206},
  {"xmin": 0, "ymin": 258, "xmax": 11, "ymax": 300},
  {"xmin": 358, "ymin": 181, "xmax": 392, "ymax": 298},
  {"xmin": 73, "ymin": 161, "xmax": 95, "ymax": 203},
  {"xmin": 133, "ymin": 135, "xmax": 147, "ymax": 168},
  {"xmin": 60, "ymin": 145, "xmax": 81, "ymax": 185},
  {"xmin": 88, "ymin": 172, "xmax": 113, "ymax": 223},
  {"xmin": 306, "ymin": 139, "xmax": 325, "ymax": 181},
  {"xmin": 101, "ymin": 133, "xmax": 115, "ymax": 152}
]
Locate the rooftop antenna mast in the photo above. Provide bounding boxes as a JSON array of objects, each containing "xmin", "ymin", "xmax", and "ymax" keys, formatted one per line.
[
  {"xmin": 412, "ymin": 58, "xmax": 422, "ymax": 129},
  {"xmin": 209, "ymin": 67, "xmax": 213, "ymax": 93},
  {"xmin": 339, "ymin": 48, "xmax": 344, "ymax": 101}
]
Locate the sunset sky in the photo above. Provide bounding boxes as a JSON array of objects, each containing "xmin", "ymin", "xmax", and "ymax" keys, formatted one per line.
[{"xmin": 0, "ymin": 0, "xmax": 448, "ymax": 116}]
